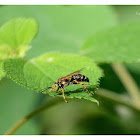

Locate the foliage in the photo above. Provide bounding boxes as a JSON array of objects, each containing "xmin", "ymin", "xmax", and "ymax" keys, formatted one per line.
[
  {"xmin": 3, "ymin": 53, "xmax": 103, "ymax": 104},
  {"xmin": 0, "ymin": 6, "xmax": 115, "ymax": 103},
  {"xmin": 1, "ymin": 5, "xmax": 140, "ymax": 135},
  {"xmin": 81, "ymin": 22, "xmax": 140, "ymax": 63},
  {"xmin": 0, "ymin": 18, "xmax": 37, "ymax": 49},
  {"xmin": 0, "ymin": 61, "xmax": 5, "ymax": 79},
  {"xmin": 0, "ymin": 5, "xmax": 117, "ymax": 58},
  {"xmin": 0, "ymin": 18, "xmax": 38, "ymax": 79}
]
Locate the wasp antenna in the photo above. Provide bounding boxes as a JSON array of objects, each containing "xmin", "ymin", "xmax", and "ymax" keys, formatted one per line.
[
  {"xmin": 39, "ymin": 87, "xmax": 52, "ymax": 93},
  {"xmin": 79, "ymin": 68, "xmax": 84, "ymax": 71}
]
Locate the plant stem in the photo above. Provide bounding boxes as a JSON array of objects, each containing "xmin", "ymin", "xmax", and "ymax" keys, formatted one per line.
[
  {"xmin": 5, "ymin": 88, "xmax": 140, "ymax": 135},
  {"xmin": 111, "ymin": 63, "xmax": 140, "ymax": 108},
  {"xmin": 97, "ymin": 88, "xmax": 140, "ymax": 111},
  {"xmin": 5, "ymin": 97, "xmax": 63, "ymax": 135}
]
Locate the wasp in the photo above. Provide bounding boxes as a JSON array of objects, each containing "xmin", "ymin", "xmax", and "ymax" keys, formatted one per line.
[{"xmin": 40, "ymin": 69, "xmax": 89, "ymax": 103}]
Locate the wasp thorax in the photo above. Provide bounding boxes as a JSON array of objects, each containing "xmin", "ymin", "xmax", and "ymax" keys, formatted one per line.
[{"xmin": 52, "ymin": 82, "xmax": 59, "ymax": 92}]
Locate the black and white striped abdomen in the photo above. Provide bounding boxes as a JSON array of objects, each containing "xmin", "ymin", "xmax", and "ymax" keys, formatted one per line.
[{"xmin": 71, "ymin": 74, "xmax": 89, "ymax": 82}]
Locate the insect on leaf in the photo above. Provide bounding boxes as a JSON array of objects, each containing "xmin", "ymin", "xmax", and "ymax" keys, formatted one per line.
[{"xmin": 2, "ymin": 53, "xmax": 103, "ymax": 104}]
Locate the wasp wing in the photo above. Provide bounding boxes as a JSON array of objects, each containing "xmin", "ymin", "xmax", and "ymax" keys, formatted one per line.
[{"xmin": 58, "ymin": 69, "xmax": 83, "ymax": 82}]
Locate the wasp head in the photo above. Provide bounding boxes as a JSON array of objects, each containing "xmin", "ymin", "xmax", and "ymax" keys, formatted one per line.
[{"xmin": 52, "ymin": 82, "xmax": 59, "ymax": 92}]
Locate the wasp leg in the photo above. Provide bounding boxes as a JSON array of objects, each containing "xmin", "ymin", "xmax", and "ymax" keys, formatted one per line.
[
  {"xmin": 73, "ymin": 80, "xmax": 89, "ymax": 93},
  {"xmin": 83, "ymin": 83, "xmax": 89, "ymax": 85},
  {"xmin": 61, "ymin": 88, "xmax": 68, "ymax": 103},
  {"xmin": 46, "ymin": 88, "xmax": 52, "ymax": 93}
]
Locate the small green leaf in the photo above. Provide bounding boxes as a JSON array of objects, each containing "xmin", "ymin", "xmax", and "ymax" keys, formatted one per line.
[
  {"xmin": 16, "ymin": 45, "xmax": 31, "ymax": 57},
  {"xmin": 3, "ymin": 53, "xmax": 103, "ymax": 104},
  {"xmin": 0, "ymin": 18, "xmax": 38, "ymax": 80},
  {"xmin": 0, "ymin": 6, "xmax": 118, "ymax": 58},
  {"xmin": 0, "ymin": 18, "xmax": 38, "ymax": 49},
  {"xmin": 81, "ymin": 22, "xmax": 140, "ymax": 63},
  {"xmin": 0, "ymin": 45, "xmax": 16, "ymax": 59},
  {"xmin": 0, "ymin": 44, "xmax": 30, "ymax": 80}
]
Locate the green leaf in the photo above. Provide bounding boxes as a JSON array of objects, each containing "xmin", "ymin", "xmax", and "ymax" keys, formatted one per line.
[
  {"xmin": 81, "ymin": 22, "xmax": 140, "ymax": 63},
  {"xmin": 0, "ymin": 18, "xmax": 38, "ymax": 49},
  {"xmin": 0, "ymin": 45, "xmax": 30, "ymax": 59},
  {"xmin": 0, "ymin": 6, "xmax": 118, "ymax": 58},
  {"xmin": 0, "ymin": 45, "xmax": 16, "ymax": 59},
  {"xmin": 16, "ymin": 45, "xmax": 31, "ymax": 57},
  {"xmin": 0, "ymin": 44, "xmax": 31, "ymax": 80},
  {"xmin": 0, "ymin": 45, "xmax": 16, "ymax": 79},
  {"xmin": 3, "ymin": 53, "xmax": 103, "ymax": 104},
  {"xmin": 0, "ymin": 61, "xmax": 5, "ymax": 80},
  {"xmin": 0, "ymin": 18, "xmax": 37, "ymax": 80}
]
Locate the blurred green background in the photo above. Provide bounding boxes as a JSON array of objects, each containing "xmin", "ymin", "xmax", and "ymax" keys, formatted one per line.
[{"xmin": 1, "ymin": 5, "xmax": 140, "ymax": 134}]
